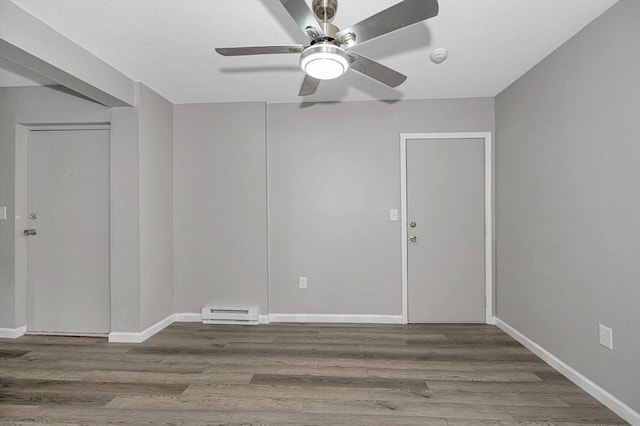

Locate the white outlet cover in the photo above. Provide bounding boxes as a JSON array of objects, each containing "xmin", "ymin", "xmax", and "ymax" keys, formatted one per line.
[
  {"xmin": 299, "ymin": 276, "xmax": 307, "ymax": 289},
  {"xmin": 389, "ymin": 209, "xmax": 399, "ymax": 222},
  {"xmin": 599, "ymin": 324, "xmax": 613, "ymax": 350}
]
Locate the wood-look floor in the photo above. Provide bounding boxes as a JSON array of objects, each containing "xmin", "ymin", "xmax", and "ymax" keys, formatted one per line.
[{"xmin": 0, "ymin": 322, "xmax": 628, "ymax": 425}]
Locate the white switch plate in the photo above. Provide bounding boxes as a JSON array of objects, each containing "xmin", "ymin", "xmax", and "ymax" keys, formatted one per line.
[
  {"xmin": 299, "ymin": 276, "xmax": 307, "ymax": 289},
  {"xmin": 389, "ymin": 209, "xmax": 398, "ymax": 222},
  {"xmin": 599, "ymin": 324, "xmax": 613, "ymax": 350},
  {"xmin": 0, "ymin": 206, "xmax": 6, "ymax": 220}
]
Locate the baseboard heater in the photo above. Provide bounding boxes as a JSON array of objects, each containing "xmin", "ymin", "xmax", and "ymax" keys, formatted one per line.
[{"xmin": 201, "ymin": 307, "xmax": 259, "ymax": 325}]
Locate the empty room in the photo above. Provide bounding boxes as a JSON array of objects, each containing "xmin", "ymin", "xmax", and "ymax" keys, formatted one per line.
[{"xmin": 0, "ymin": 0, "xmax": 638, "ymax": 424}]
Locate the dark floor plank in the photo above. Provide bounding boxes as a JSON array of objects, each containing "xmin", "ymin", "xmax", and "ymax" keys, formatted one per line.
[
  {"xmin": 0, "ymin": 389, "xmax": 115, "ymax": 407},
  {"xmin": 0, "ymin": 377, "xmax": 187, "ymax": 395},
  {"xmin": 0, "ymin": 405, "xmax": 233, "ymax": 425},
  {"xmin": 229, "ymin": 410, "xmax": 449, "ymax": 425},
  {"xmin": 506, "ymin": 405, "xmax": 627, "ymax": 424},
  {"xmin": 0, "ymin": 349, "xmax": 29, "ymax": 358},
  {"xmin": 302, "ymin": 399, "xmax": 515, "ymax": 421},
  {"xmin": 251, "ymin": 373, "xmax": 429, "ymax": 391}
]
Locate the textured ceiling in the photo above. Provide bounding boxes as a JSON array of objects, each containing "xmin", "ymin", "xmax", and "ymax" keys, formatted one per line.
[{"xmin": 7, "ymin": 0, "xmax": 618, "ymax": 104}]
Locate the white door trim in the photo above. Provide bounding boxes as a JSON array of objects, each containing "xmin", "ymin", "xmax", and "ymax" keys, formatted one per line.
[
  {"xmin": 400, "ymin": 132, "xmax": 493, "ymax": 325},
  {"xmin": 14, "ymin": 123, "xmax": 112, "ymax": 335}
]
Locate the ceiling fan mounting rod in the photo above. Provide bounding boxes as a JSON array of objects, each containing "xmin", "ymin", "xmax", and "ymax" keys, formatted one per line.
[{"xmin": 310, "ymin": 0, "xmax": 340, "ymax": 41}]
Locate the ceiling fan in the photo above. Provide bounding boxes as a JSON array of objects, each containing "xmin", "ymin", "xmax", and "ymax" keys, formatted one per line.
[{"xmin": 215, "ymin": 0, "xmax": 439, "ymax": 96}]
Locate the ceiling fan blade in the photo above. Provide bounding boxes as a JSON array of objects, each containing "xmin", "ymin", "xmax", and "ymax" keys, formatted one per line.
[
  {"xmin": 299, "ymin": 74, "xmax": 320, "ymax": 96},
  {"xmin": 278, "ymin": 0, "xmax": 325, "ymax": 38},
  {"xmin": 215, "ymin": 45, "xmax": 304, "ymax": 56},
  {"xmin": 348, "ymin": 52, "xmax": 407, "ymax": 88},
  {"xmin": 336, "ymin": 0, "xmax": 438, "ymax": 48}
]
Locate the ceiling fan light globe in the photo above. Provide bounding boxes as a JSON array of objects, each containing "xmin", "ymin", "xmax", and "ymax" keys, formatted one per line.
[
  {"xmin": 303, "ymin": 56, "xmax": 347, "ymax": 80},
  {"xmin": 300, "ymin": 44, "xmax": 350, "ymax": 80}
]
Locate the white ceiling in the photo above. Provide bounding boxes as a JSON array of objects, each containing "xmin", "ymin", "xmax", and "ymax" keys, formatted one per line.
[{"xmin": 8, "ymin": 0, "xmax": 617, "ymax": 104}]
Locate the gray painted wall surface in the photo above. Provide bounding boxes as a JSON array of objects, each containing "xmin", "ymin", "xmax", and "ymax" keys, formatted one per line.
[
  {"xmin": 173, "ymin": 103, "xmax": 268, "ymax": 314},
  {"xmin": 110, "ymin": 105, "xmax": 141, "ymax": 332},
  {"xmin": 0, "ymin": 83, "xmax": 174, "ymax": 334},
  {"xmin": 0, "ymin": 86, "xmax": 110, "ymax": 329},
  {"xmin": 495, "ymin": 0, "xmax": 640, "ymax": 411},
  {"xmin": 267, "ymin": 99, "xmax": 494, "ymax": 315},
  {"xmin": 138, "ymin": 83, "xmax": 174, "ymax": 329}
]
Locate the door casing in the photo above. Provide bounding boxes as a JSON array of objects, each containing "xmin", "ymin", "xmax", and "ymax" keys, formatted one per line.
[
  {"xmin": 14, "ymin": 123, "xmax": 111, "ymax": 335},
  {"xmin": 400, "ymin": 132, "xmax": 493, "ymax": 324}
]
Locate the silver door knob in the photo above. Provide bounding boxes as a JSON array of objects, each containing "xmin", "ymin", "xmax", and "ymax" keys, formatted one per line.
[
  {"xmin": 410, "ymin": 236, "xmax": 417, "ymax": 243},
  {"xmin": 24, "ymin": 229, "xmax": 37, "ymax": 236}
]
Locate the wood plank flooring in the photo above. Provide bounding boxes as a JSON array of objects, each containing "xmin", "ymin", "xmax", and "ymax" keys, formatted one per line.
[{"xmin": 0, "ymin": 322, "xmax": 628, "ymax": 425}]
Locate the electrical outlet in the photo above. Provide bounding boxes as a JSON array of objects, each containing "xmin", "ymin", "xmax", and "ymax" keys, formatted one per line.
[
  {"xmin": 299, "ymin": 276, "xmax": 307, "ymax": 289},
  {"xmin": 599, "ymin": 324, "xmax": 613, "ymax": 350}
]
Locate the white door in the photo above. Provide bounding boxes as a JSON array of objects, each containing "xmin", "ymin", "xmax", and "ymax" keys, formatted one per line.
[
  {"xmin": 407, "ymin": 138, "xmax": 485, "ymax": 322},
  {"xmin": 26, "ymin": 128, "xmax": 110, "ymax": 335}
]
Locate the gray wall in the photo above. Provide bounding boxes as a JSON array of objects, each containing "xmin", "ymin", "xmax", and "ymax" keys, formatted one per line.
[
  {"xmin": 0, "ymin": 86, "xmax": 110, "ymax": 329},
  {"xmin": 267, "ymin": 99, "xmax": 494, "ymax": 315},
  {"xmin": 110, "ymin": 105, "xmax": 142, "ymax": 332},
  {"xmin": 0, "ymin": 83, "xmax": 174, "ymax": 334},
  {"xmin": 173, "ymin": 98, "xmax": 493, "ymax": 316},
  {"xmin": 173, "ymin": 102, "xmax": 268, "ymax": 314},
  {"xmin": 138, "ymin": 84, "xmax": 174, "ymax": 329},
  {"xmin": 495, "ymin": 0, "xmax": 640, "ymax": 412},
  {"xmin": 111, "ymin": 82, "xmax": 175, "ymax": 333}
]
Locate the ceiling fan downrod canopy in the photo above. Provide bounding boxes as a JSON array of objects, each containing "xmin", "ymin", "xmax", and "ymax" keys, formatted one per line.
[{"xmin": 313, "ymin": 0, "xmax": 338, "ymax": 22}]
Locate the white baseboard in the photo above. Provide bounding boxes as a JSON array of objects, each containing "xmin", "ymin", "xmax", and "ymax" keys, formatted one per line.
[
  {"xmin": 268, "ymin": 314, "xmax": 403, "ymax": 324},
  {"xmin": 105, "ymin": 312, "xmax": 404, "ymax": 341},
  {"xmin": 495, "ymin": 317, "xmax": 640, "ymax": 425},
  {"xmin": 174, "ymin": 312, "xmax": 201, "ymax": 322},
  {"xmin": 259, "ymin": 315, "xmax": 270, "ymax": 324},
  {"xmin": 108, "ymin": 314, "xmax": 175, "ymax": 343},
  {"xmin": 0, "ymin": 325, "xmax": 27, "ymax": 339}
]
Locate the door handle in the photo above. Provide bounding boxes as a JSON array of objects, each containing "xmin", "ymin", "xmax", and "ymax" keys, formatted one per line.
[
  {"xmin": 410, "ymin": 235, "xmax": 417, "ymax": 243},
  {"xmin": 24, "ymin": 229, "xmax": 37, "ymax": 236}
]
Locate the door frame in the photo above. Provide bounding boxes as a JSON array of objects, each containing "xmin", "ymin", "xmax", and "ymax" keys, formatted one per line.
[
  {"xmin": 400, "ymin": 132, "xmax": 493, "ymax": 325},
  {"xmin": 15, "ymin": 122, "xmax": 112, "ymax": 335}
]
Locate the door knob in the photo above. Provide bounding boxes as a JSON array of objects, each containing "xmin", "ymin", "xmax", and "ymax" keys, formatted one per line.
[
  {"xmin": 410, "ymin": 235, "xmax": 417, "ymax": 243},
  {"xmin": 24, "ymin": 229, "xmax": 37, "ymax": 236}
]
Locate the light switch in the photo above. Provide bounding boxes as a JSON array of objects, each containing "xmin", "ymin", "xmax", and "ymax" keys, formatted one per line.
[
  {"xmin": 0, "ymin": 206, "xmax": 6, "ymax": 220},
  {"xmin": 389, "ymin": 209, "xmax": 398, "ymax": 222},
  {"xmin": 599, "ymin": 324, "xmax": 613, "ymax": 350}
]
